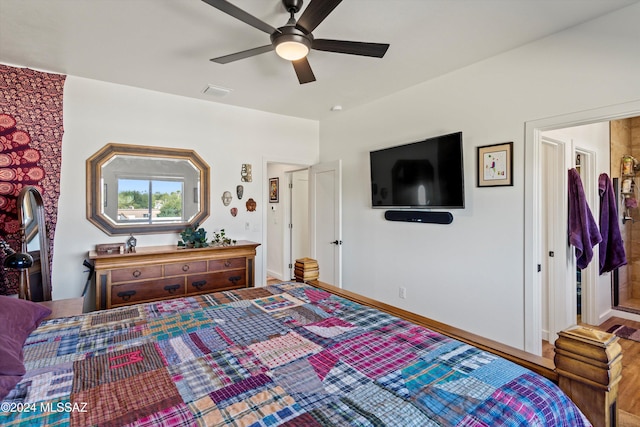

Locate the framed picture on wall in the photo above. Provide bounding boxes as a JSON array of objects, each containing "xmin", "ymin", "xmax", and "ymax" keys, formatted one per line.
[
  {"xmin": 477, "ymin": 142, "xmax": 513, "ymax": 187},
  {"xmin": 269, "ymin": 177, "xmax": 279, "ymax": 203}
]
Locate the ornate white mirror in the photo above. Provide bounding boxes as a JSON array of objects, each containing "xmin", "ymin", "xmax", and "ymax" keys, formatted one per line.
[
  {"xmin": 17, "ymin": 186, "xmax": 52, "ymax": 301},
  {"xmin": 87, "ymin": 143, "xmax": 210, "ymax": 235}
]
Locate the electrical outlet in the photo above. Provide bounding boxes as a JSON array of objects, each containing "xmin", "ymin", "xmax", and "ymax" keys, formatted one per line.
[{"xmin": 399, "ymin": 287, "xmax": 407, "ymax": 299}]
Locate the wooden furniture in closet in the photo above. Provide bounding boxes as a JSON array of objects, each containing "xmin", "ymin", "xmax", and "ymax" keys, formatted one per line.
[{"xmin": 90, "ymin": 241, "xmax": 260, "ymax": 310}]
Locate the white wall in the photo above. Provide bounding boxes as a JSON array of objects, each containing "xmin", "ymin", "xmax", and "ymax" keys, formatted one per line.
[
  {"xmin": 318, "ymin": 3, "xmax": 640, "ymax": 349},
  {"xmin": 53, "ymin": 77, "xmax": 318, "ymax": 306}
]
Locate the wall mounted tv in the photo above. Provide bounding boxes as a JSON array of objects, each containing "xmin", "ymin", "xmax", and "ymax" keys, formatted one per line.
[{"xmin": 370, "ymin": 131, "xmax": 465, "ymax": 209}]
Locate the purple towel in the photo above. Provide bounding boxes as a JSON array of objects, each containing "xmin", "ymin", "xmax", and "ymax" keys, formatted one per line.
[
  {"xmin": 568, "ymin": 169, "xmax": 602, "ymax": 269},
  {"xmin": 599, "ymin": 173, "xmax": 627, "ymax": 274}
]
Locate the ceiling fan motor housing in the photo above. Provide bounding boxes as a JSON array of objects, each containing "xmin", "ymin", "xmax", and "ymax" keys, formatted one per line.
[{"xmin": 271, "ymin": 26, "xmax": 313, "ymax": 52}]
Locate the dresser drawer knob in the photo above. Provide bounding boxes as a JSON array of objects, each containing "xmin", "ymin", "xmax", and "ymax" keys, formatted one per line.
[
  {"xmin": 182, "ymin": 264, "xmax": 190, "ymax": 272},
  {"xmin": 117, "ymin": 290, "xmax": 136, "ymax": 301},
  {"xmin": 192, "ymin": 280, "xmax": 207, "ymax": 290},
  {"xmin": 132, "ymin": 269, "xmax": 142, "ymax": 278},
  {"xmin": 228, "ymin": 275, "xmax": 241, "ymax": 285},
  {"xmin": 224, "ymin": 260, "xmax": 231, "ymax": 267},
  {"xmin": 164, "ymin": 284, "xmax": 180, "ymax": 294}
]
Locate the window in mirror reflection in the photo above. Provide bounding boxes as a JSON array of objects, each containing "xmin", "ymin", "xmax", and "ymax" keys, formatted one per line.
[{"xmin": 114, "ymin": 178, "xmax": 184, "ymax": 224}]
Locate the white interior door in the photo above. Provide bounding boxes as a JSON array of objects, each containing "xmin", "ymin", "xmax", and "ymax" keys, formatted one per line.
[
  {"xmin": 309, "ymin": 160, "xmax": 342, "ymax": 287},
  {"xmin": 541, "ymin": 135, "xmax": 574, "ymax": 346},
  {"xmin": 541, "ymin": 138, "xmax": 562, "ymax": 344},
  {"xmin": 289, "ymin": 169, "xmax": 309, "ymax": 279}
]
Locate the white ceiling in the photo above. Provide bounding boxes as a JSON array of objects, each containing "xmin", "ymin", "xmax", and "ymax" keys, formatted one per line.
[{"xmin": 1, "ymin": 0, "xmax": 638, "ymax": 121}]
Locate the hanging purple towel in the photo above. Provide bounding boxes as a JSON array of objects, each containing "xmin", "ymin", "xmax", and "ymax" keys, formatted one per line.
[
  {"xmin": 598, "ymin": 173, "xmax": 627, "ymax": 274},
  {"xmin": 568, "ymin": 168, "xmax": 602, "ymax": 269}
]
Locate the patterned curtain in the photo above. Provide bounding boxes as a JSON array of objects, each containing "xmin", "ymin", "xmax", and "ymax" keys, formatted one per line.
[{"xmin": 0, "ymin": 65, "xmax": 66, "ymax": 295}]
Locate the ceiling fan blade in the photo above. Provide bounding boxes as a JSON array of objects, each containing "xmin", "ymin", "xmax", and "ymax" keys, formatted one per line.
[
  {"xmin": 210, "ymin": 45, "xmax": 274, "ymax": 64},
  {"xmin": 292, "ymin": 57, "xmax": 316, "ymax": 84},
  {"xmin": 295, "ymin": 0, "xmax": 342, "ymax": 34},
  {"xmin": 201, "ymin": 0, "xmax": 279, "ymax": 35},
  {"xmin": 313, "ymin": 39, "xmax": 389, "ymax": 58}
]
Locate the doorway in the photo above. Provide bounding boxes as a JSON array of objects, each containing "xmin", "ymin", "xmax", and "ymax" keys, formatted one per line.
[
  {"xmin": 265, "ymin": 162, "xmax": 309, "ymax": 282},
  {"xmin": 524, "ymin": 100, "xmax": 640, "ymax": 355},
  {"xmin": 264, "ymin": 160, "xmax": 343, "ymax": 286},
  {"xmin": 610, "ymin": 116, "xmax": 640, "ymax": 314}
]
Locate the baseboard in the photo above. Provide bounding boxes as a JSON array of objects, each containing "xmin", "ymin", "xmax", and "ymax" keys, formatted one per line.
[
  {"xmin": 609, "ymin": 308, "xmax": 640, "ymax": 323},
  {"xmin": 541, "ymin": 329, "xmax": 550, "ymax": 342},
  {"xmin": 267, "ymin": 269, "xmax": 284, "ymax": 281}
]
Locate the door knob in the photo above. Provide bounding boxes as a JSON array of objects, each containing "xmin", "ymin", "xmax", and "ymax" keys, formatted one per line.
[{"xmin": 331, "ymin": 240, "xmax": 343, "ymax": 245}]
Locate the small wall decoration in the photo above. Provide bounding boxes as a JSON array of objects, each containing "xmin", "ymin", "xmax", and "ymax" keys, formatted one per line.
[
  {"xmin": 477, "ymin": 142, "xmax": 513, "ymax": 187},
  {"xmin": 241, "ymin": 164, "xmax": 252, "ymax": 182},
  {"xmin": 269, "ymin": 177, "xmax": 279, "ymax": 203},
  {"xmin": 230, "ymin": 207, "xmax": 238, "ymax": 217},
  {"xmin": 246, "ymin": 198, "xmax": 257, "ymax": 212},
  {"xmin": 221, "ymin": 191, "xmax": 232, "ymax": 206},
  {"xmin": 236, "ymin": 185, "xmax": 244, "ymax": 200}
]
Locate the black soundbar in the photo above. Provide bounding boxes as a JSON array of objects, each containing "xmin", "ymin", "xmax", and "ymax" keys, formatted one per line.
[{"xmin": 384, "ymin": 210, "xmax": 453, "ymax": 224}]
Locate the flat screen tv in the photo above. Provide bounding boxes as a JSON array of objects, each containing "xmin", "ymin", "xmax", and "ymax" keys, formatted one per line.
[{"xmin": 370, "ymin": 132, "xmax": 464, "ymax": 209}]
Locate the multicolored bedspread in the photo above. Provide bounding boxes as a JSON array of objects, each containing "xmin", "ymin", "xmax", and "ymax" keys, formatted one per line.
[{"xmin": 1, "ymin": 282, "xmax": 590, "ymax": 426}]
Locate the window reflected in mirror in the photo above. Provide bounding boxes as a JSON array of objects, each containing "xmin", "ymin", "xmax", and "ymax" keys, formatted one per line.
[{"xmin": 116, "ymin": 178, "xmax": 184, "ymax": 224}]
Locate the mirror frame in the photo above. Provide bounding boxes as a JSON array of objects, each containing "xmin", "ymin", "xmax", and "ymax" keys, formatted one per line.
[
  {"xmin": 87, "ymin": 143, "xmax": 210, "ymax": 235},
  {"xmin": 17, "ymin": 186, "xmax": 52, "ymax": 301}
]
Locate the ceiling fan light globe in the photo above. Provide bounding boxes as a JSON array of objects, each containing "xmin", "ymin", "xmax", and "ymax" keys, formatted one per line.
[{"xmin": 275, "ymin": 41, "xmax": 309, "ymax": 61}]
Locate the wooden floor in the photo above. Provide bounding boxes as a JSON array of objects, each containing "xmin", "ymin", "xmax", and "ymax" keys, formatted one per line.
[{"xmin": 543, "ymin": 317, "xmax": 640, "ymax": 418}]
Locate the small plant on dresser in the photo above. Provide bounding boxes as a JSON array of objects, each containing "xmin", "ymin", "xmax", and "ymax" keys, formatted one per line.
[
  {"xmin": 211, "ymin": 229, "xmax": 237, "ymax": 247},
  {"xmin": 178, "ymin": 224, "xmax": 209, "ymax": 248}
]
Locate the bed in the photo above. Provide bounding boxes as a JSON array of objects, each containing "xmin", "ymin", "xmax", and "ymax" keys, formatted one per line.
[{"xmin": 0, "ymin": 281, "xmax": 609, "ymax": 426}]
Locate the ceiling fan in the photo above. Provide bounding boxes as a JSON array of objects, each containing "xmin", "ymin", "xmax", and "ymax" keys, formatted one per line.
[{"xmin": 202, "ymin": 0, "xmax": 390, "ymax": 84}]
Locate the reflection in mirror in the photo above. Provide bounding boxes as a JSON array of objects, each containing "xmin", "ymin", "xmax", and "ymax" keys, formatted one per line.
[
  {"xmin": 87, "ymin": 144, "xmax": 210, "ymax": 235},
  {"xmin": 17, "ymin": 186, "xmax": 52, "ymax": 301}
]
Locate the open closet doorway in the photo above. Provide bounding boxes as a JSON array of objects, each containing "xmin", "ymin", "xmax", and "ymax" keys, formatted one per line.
[
  {"xmin": 265, "ymin": 163, "xmax": 310, "ymax": 282},
  {"xmin": 524, "ymin": 100, "xmax": 640, "ymax": 356},
  {"xmin": 264, "ymin": 160, "xmax": 343, "ymax": 286}
]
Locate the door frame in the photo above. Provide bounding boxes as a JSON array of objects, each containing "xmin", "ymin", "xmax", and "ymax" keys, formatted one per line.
[
  {"xmin": 262, "ymin": 158, "xmax": 310, "ymax": 286},
  {"xmin": 524, "ymin": 100, "xmax": 640, "ymax": 354},
  {"xmin": 262, "ymin": 158, "xmax": 342, "ymax": 287}
]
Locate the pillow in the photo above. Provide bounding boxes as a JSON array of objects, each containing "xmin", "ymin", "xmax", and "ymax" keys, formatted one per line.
[{"xmin": 0, "ymin": 296, "xmax": 51, "ymax": 400}]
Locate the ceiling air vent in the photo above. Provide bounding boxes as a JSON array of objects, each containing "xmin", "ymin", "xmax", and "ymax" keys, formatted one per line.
[{"xmin": 202, "ymin": 84, "xmax": 233, "ymax": 97}]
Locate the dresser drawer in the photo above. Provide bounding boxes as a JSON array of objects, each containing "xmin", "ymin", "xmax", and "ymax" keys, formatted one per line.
[
  {"xmin": 164, "ymin": 260, "xmax": 207, "ymax": 276},
  {"xmin": 111, "ymin": 277, "xmax": 185, "ymax": 306},
  {"xmin": 111, "ymin": 265, "xmax": 162, "ymax": 283},
  {"xmin": 187, "ymin": 271, "xmax": 246, "ymax": 293},
  {"xmin": 209, "ymin": 257, "xmax": 246, "ymax": 271}
]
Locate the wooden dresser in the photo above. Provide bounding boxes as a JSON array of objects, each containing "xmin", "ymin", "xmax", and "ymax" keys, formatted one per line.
[{"xmin": 90, "ymin": 241, "xmax": 260, "ymax": 310}]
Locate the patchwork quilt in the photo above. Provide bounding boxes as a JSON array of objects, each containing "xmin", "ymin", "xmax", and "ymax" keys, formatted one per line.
[{"xmin": 1, "ymin": 282, "xmax": 591, "ymax": 426}]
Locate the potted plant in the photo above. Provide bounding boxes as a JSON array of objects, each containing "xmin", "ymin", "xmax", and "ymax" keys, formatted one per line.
[
  {"xmin": 178, "ymin": 224, "xmax": 209, "ymax": 248},
  {"xmin": 211, "ymin": 229, "xmax": 236, "ymax": 247}
]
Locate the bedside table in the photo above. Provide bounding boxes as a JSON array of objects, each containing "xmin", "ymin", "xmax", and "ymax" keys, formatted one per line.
[{"xmin": 38, "ymin": 297, "xmax": 84, "ymax": 320}]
